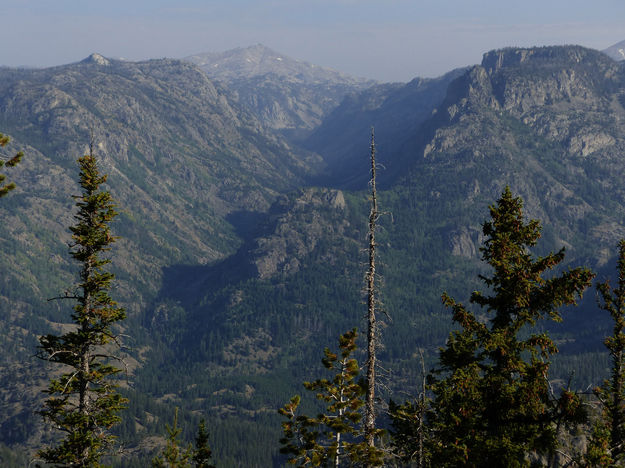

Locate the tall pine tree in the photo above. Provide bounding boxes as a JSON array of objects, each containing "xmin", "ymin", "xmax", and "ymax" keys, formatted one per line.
[
  {"xmin": 192, "ymin": 419, "xmax": 215, "ymax": 468},
  {"xmin": 37, "ymin": 150, "xmax": 127, "ymax": 466},
  {"xmin": 152, "ymin": 408, "xmax": 192, "ymax": 468},
  {"xmin": 427, "ymin": 187, "xmax": 593, "ymax": 467}
]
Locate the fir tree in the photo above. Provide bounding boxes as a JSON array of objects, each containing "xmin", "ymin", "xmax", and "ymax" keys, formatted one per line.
[
  {"xmin": 37, "ymin": 150, "xmax": 127, "ymax": 466},
  {"xmin": 427, "ymin": 187, "xmax": 593, "ymax": 467},
  {"xmin": 586, "ymin": 239, "xmax": 625, "ymax": 466},
  {"xmin": 152, "ymin": 408, "xmax": 192, "ymax": 468},
  {"xmin": 0, "ymin": 131, "xmax": 23, "ymax": 198},
  {"xmin": 192, "ymin": 419, "xmax": 215, "ymax": 468},
  {"xmin": 279, "ymin": 329, "xmax": 384, "ymax": 467}
]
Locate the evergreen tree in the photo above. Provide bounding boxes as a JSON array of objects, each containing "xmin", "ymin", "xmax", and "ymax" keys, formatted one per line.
[
  {"xmin": 192, "ymin": 419, "xmax": 215, "ymax": 468},
  {"xmin": 586, "ymin": 239, "xmax": 625, "ymax": 466},
  {"xmin": 152, "ymin": 408, "xmax": 192, "ymax": 468},
  {"xmin": 0, "ymin": 131, "xmax": 23, "ymax": 198},
  {"xmin": 279, "ymin": 329, "xmax": 384, "ymax": 467},
  {"xmin": 37, "ymin": 151, "xmax": 127, "ymax": 466},
  {"xmin": 427, "ymin": 187, "xmax": 593, "ymax": 467}
]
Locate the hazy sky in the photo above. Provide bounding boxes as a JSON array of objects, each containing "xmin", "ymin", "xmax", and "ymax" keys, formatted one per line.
[{"xmin": 3, "ymin": 0, "xmax": 624, "ymax": 82}]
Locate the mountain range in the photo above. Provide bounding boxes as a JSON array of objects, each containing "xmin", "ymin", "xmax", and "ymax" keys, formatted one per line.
[{"xmin": 1, "ymin": 41, "xmax": 625, "ymax": 466}]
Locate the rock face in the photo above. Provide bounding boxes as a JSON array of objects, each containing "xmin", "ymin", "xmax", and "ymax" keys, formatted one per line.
[
  {"xmin": 405, "ymin": 45, "xmax": 625, "ymax": 261},
  {"xmin": 252, "ymin": 188, "xmax": 349, "ymax": 279},
  {"xmin": 448, "ymin": 227, "xmax": 483, "ymax": 258},
  {"xmin": 81, "ymin": 53, "xmax": 110, "ymax": 66},
  {"xmin": 185, "ymin": 44, "xmax": 376, "ymax": 133}
]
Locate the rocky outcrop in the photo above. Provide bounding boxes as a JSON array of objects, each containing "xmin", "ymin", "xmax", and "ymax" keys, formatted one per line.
[
  {"xmin": 447, "ymin": 226, "xmax": 483, "ymax": 258},
  {"xmin": 252, "ymin": 188, "xmax": 349, "ymax": 279}
]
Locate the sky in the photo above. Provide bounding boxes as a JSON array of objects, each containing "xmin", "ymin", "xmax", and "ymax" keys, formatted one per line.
[{"xmin": 2, "ymin": 0, "xmax": 625, "ymax": 82}]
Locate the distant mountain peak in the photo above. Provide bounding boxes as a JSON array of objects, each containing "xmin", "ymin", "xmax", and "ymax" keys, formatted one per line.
[
  {"xmin": 603, "ymin": 39, "xmax": 625, "ymax": 61},
  {"xmin": 184, "ymin": 44, "xmax": 372, "ymax": 85},
  {"xmin": 81, "ymin": 53, "xmax": 111, "ymax": 66},
  {"xmin": 182, "ymin": 44, "xmax": 377, "ymax": 132}
]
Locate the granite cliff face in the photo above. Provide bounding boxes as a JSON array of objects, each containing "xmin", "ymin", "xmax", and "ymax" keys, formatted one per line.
[
  {"xmin": 402, "ymin": 46, "xmax": 625, "ymax": 263},
  {"xmin": 251, "ymin": 188, "xmax": 349, "ymax": 279}
]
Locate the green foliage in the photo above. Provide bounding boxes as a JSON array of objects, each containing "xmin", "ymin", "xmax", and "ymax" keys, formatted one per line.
[
  {"xmin": 0, "ymin": 132, "xmax": 23, "ymax": 198},
  {"xmin": 152, "ymin": 408, "xmax": 193, "ymax": 468},
  {"xmin": 37, "ymin": 153, "xmax": 127, "ymax": 467},
  {"xmin": 279, "ymin": 329, "xmax": 384, "ymax": 466},
  {"xmin": 389, "ymin": 398, "xmax": 430, "ymax": 467},
  {"xmin": 426, "ymin": 187, "xmax": 594, "ymax": 467},
  {"xmin": 586, "ymin": 239, "xmax": 625, "ymax": 466},
  {"xmin": 192, "ymin": 419, "xmax": 215, "ymax": 468}
]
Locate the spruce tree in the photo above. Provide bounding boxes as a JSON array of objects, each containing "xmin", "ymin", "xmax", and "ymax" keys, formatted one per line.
[
  {"xmin": 0, "ymin": 131, "xmax": 23, "ymax": 198},
  {"xmin": 586, "ymin": 240, "xmax": 625, "ymax": 466},
  {"xmin": 427, "ymin": 187, "xmax": 593, "ymax": 467},
  {"xmin": 192, "ymin": 419, "xmax": 215, "ymax": 468},
  {"xmin": 152, "ymin": 408, "xmax": 192, "ymax": 468},
  {"xmin": 37, "ymin": 150, "xmax": 127, "ymax": 466},
  {"xmin": 279, "ymin": 329, "xmax": 384, "ymax": 467}
]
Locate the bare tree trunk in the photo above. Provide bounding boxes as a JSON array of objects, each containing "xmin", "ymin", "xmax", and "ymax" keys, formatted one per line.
[
  {"xmin": 418, "ymin": 349, "xmax": 426, "ymax": 468},
  {"xmin": 364, "ymin": 127, "xmax": 378, "ymax": 454},
  {"xmin": 335, "ymin": 358, "xmax": 347, "ymax": 468}
]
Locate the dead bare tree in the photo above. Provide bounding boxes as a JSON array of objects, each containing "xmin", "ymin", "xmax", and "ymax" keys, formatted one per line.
[{"xmin": 365, "ymin": 127, "xmax": 378, "ymax": 455}]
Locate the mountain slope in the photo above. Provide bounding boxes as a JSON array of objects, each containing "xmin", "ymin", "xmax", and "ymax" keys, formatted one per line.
[
  {"xmin": 0, "ymin": 54, "xmax": 326, "ymax": 463},
  {"xmin": 603, "ymin": 39, "xmax": 625, "ymax": 61},
  {"xmin": 0, "ymin": 54, "xmax": 322, "ymax": 300},
  {"xmin": 304, "ymin": 67, "xmax": 467, "ymax": 187},
  {"xmin": 185, "ymin": 44, "xmax": 377, "ymax": 134}
]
